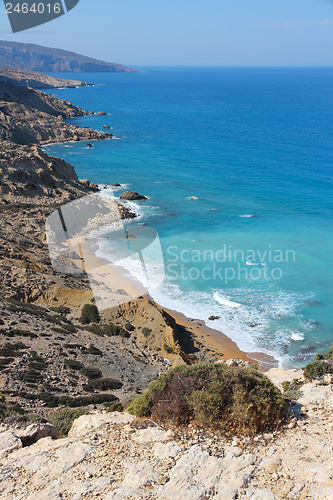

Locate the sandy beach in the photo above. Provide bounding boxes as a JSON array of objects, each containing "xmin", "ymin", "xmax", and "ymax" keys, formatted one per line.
[{"xmin": 62, "ymin": 226, "xmax": 276, "ymax": 371}]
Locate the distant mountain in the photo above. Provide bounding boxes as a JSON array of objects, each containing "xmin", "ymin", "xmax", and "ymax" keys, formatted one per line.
[{"xmin": 0, "ymin": 40, "xmax": 138, "ymax": 73}]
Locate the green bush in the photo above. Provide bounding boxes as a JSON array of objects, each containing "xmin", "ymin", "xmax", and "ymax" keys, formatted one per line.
[
  {"xmin": 79, "ymin": 304, "xmax": 100, "ymax": 325},
  {"xmin": 59, "ymin": 394, "xmax": 118, "ymax": 408},
  {"xmin": 48, "ymin": 408, "xmax": 88, "ymax": 435},
  {"xmin": 85, "ymin": 324, "xmax": 103, "ymax": 335},
  {"xmin": 303, "ymin": 360, "xmax": 333, "ymax": 380},
  {"xmin": 86, "ymin": 346, "xmax": 103, "ymax": 356},
  {"xmin": 50, "ymin": 306, "xmax": 71, "ymax": 316},
  {"xmin": 6, "ymin": 329, "xmax": 38, "ymax": 339},
  {"xmin": 83, "ymin": 378, "xmax": 123, "ymax": 392},
  {"xmin": 23, "ymin": 370, "xmax": 44, "ymax": 382},
  {"xmin": 80, "ymin": 367, "xmax": 102, "ymax": 379},
  {"xmin": 325, "ymin": 346, "xmax": 333, "ymax": 360},
  {"xmin": 0, "ymin": 357, "xmax": 14, "ymax": 370},
  {"xmin": 0, "ymin": 343, "xmax": 27, "ymax": 357},
  {"xmin": 284, "ymin": 389, "xmax": 303, "ymax": 400},
  {"xmin": 302, "ymin": 344, "xmax": 333, "ymax": 380},
  {"xmin": 142, "ymin": 327, "xmax": 152, "ymax": 337},
  {"xmin": 21, "ymin": 392, "xmax": 118, "ymax": 409},
  {"xmin": 64, "ymin": 359, "xmax": 83, "ymax": 371},
  {"xmin": 106, "ymin": 401, "xmax": 123, "ymax": 413},
  {"xmin": 127, "ymin": 363, "xmax": 287, "ymax": 436},
  {"xmin": 163, "ymin": 343, "xmax": 174, "ymax": 354},
  {"xmin": 64, "ymin": 343, "xmax": 83, "ymax": 350},
  {"xmin": 125, "ymin": 322, "xmax": 135, "ymax": 332},
  {"xmin": 28, "ymin": 361, "xmax": 48, "ymax": 371},
  {"xmin": 85, "ymin": 323, "xmax": 129, "ymax": 338},
  {"xmin": 103, "ymin": 324, "xmax": 129, "ymax": 337}
]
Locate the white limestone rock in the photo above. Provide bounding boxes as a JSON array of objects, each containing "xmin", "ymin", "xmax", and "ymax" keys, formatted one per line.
[{"xmin": 68, "ymin": 412, "xmax": 134, "ymax": 438}]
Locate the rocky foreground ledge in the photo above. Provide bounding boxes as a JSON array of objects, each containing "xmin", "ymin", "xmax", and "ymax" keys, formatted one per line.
[{"xmin": 0, "ymin": 372, "xmax": 332, "ymax": 500}]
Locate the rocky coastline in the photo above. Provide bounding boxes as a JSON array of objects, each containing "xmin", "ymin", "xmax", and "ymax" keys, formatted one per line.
[
  {"xmin": 1, "ymin": 69, "xmax": 332, "ymax": 499},
  {"xmin": 0, "ymin": 70, "xmax": 210, "ymax": 419}
]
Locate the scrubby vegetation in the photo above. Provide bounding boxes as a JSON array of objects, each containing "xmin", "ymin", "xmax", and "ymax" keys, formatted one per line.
[
  {"xmin": 80, "ymin": 366, "xmax": 102, "ymax": 379},
  {"xmin": 79, "ymin": 304, "xmax": 100, "ymax": 325},
  {"xmin": 85, "ymin": 323, "xmax": 129, "ymax": 338},
  {"xmin": 303, "ymin": 345, "xmax": 333, "ymax": 380},
  {"xmin": 127, "ymin": 363, "xmax": 287, "ymax": 436},
  {"xmin": 281, "ymin": 379, "xmax": 304, "ymax": 400},
  {"xmin": 19, "ymin": 392, "xmax": 118, "ymax": 408},
  {"xmin": 50, "ymin": 306, "xmax": 71, "ymax": 316},
  {"xmin": 86, "ymin": 345, "xmax": 103, "ymax": 356},
  {"xmin": 125, "ymin": 322, "xmax": 135, "ymax": 332},
  {"xmin": 105, "ymin": 401, "xmax": 123, "ymax": 413},
  {"xmin": 64, "ymin": 359, "xmax": 83, "ymax": 371},
  {"xmin": 48, "ymin": 408, "xmax": 88, "ymax": 435},
  {"xmin": 83, "ymin": 378, "xmax": 123, "ymax": 392},
  {"xmin": 142, "ymin": 327, "xmax": 152, "ymax": 337}
]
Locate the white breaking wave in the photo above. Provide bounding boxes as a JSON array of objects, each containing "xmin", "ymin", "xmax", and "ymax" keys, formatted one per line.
[
  {"xmin": 291, "ymin": 332, "xmax": 305, "ymax": 341},
  {"xmin": 213, "ymin": 292, "xmax": 241, "ymax": 308}
]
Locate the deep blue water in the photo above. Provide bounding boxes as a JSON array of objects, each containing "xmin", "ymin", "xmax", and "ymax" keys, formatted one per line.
[{"xmin": 46, "ymin": 67, "xmax": 333, "ymax": 367}]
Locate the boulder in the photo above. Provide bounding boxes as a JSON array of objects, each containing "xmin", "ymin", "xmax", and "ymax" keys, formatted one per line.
[
  {"xmin": 324, "ymin": 373, "xmax": 333, "ymax": 384},
  {"xmin": 119, "ymin": 191, "xmax": 147, "ymax": 201},
  {"xmin": 90, "ymin": 183, "xmax": 99, "ymax": 191},
  {"xmin": 225, "ymin": 359, "xmax": 238, "ymax": 367},
  {"xmin": 0, "ymin": 430, "xmax": 22, "ymax": 458},
  {"xmin": 17, "ymin": 423, "xmax": 60, "ymax": 447},
  {"xmin": 208, "ymin": 315, "xmax": 220, "ymax": 321},
  {"xmin": 133, "ymin": 428, "xmax": 169, "ymax": 444},
  {"xmin": 96, "ymin": 111, "xmax": 107, "ymax": 116},
  {"xmin": 68, "ymin": 412, "xmax": 134, "ymax": 438},
  {"xmin": 103, "ymin": 125, "xmax": 111, "ymax": 129},
  {"xmin": 80, "ymin": 179, "xmax": 90, "ymax": 187}
]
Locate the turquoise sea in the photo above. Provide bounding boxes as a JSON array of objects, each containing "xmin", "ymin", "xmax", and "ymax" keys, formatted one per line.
[{"xmin": 46, "ymin": 67, "xmax": 333, "ymax": 367}]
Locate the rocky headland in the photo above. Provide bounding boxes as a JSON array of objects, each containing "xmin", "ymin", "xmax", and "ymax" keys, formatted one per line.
[
  {"xmin": 0, "ymin": 66, "xmax": 92, "ymax": 89},
  {"xmin": 0, "ymin": 80, "xmax": 112, "ymax": 145}
]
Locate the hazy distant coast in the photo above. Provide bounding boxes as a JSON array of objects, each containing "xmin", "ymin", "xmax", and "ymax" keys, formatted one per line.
[{"xmin": 0, "ymin": 40, "xmax": 139, "ymax": 73}]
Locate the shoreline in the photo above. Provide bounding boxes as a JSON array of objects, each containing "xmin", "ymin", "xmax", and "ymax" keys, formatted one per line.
[
  {"xmin": 163, "ymin": 307, "xmax": 278, "ymax": 371},
  {"xmin": 65, "ymin": 201, "xmax": 279, "ymax": 371},
  {"xmin": 40, "ymin": 80, "xmax": 280, "ymax": 372}
]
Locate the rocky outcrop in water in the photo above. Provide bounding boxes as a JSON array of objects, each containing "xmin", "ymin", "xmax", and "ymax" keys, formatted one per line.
[{"xmin": 119, "ymin": 191, "xmax": 147, "ymax": 201}]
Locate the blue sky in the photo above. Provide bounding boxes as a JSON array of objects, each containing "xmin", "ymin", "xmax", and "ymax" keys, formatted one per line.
[{"xmin": 1, "ymin": 0, "xmax": 332, "ymax": 66}]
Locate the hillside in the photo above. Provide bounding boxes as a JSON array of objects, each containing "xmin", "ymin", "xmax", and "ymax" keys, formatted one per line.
[
  {"xmin": 0, "ymin": 41, "xmax": 137, "ymax": 73},
  {"xmin": 0, "ymin": 66, "xmax": 92, "ymax": 89}
]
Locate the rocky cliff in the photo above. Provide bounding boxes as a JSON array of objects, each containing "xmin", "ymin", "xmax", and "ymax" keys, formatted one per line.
[
  {"xmin": 0, "ymin": 80, "xmax": 112, "ymax": 145},
  {"xmin": 0, "ymin": 40, "xmax": 138, "ymax": 73},
  {"xmin": 0, "ymin": 69, "xmax": 192, "ymax": 418}
]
